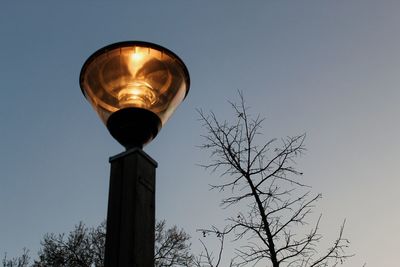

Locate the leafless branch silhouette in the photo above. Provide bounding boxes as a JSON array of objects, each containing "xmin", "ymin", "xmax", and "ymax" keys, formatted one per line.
[{"xmin": 197, "ymin": 91, "xmax": 352, "ymax": 267}]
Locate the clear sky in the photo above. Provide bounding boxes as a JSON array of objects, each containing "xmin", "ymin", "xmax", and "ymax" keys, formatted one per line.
[{"xmin": 1, "ymin": 1, "xmax": 399, "ymax": 266}]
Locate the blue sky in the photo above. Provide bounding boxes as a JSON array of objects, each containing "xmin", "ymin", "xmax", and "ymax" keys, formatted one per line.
[{"xmin": 1, "ymin": 1, "xmax": 399, "ymax": 266}]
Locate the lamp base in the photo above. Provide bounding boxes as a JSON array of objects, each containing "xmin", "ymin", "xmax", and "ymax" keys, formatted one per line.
[{"xmin": 106, "ymin": 108, "xmax": 161, "ymax": 149}]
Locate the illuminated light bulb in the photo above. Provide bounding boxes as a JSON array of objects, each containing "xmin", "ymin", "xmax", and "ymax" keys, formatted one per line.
[
  {"xmin": 117, "ymin": 81, "xmax": 156, "ymax": 109},
  {"xmin": 130, "ymin": 51, "xmax": 144, "ymax": 62}
]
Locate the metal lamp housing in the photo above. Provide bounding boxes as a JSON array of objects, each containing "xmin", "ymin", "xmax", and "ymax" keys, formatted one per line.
[{"xmin": 79, "ymin": 41, "xmax": 190, "ymax": 148}]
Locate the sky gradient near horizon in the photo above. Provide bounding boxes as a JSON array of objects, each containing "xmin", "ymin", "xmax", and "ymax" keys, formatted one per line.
[{"xmin": 1, "ymin": 1, "xmax": 399, "ymax": 266}]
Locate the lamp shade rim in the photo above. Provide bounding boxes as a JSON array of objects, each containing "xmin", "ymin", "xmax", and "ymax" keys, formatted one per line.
[{"xmin": 79, "ymin": 40, "xmax": 190, "ymax": 100}]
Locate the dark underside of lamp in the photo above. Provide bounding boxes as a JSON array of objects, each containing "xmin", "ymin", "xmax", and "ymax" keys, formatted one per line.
[{"xmin": 106, "ymin": 107, "xmax": 161, "ymax": 149}]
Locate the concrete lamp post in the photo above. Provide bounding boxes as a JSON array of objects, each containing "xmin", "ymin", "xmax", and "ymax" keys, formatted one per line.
[{"xmin": 79, "ymin": 41, "xmax": 190, "ymax": 267}]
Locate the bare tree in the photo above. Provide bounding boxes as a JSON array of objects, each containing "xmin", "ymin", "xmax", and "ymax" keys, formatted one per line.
[
  {"xmin": 155, "ymin": 220, "xmax": 193, "ymax": 266},
  {"xmin": 5, "ymin": 220, "xmax": 193, "ymax": 267},
  {"xmin": 197, "ymin": 92, "xmax": 352, "ymax": 267},
  {"xmin": 31, "ymin": 222, "xmax": 105, "ymax": 267},
  {"xmin": 2, "ymin": 249, "xmax": 30, "ymax": 267},
  {"xmin": 193, "ymin": 226, "xmax": 236, "ymax": 267}
]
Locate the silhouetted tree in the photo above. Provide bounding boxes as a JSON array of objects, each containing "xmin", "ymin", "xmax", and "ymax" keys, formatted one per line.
[
  {"xmin": 155, "ymin": 220, "xmax": 193, "ymax": 266},
  {"xmin": 193, "ymin": 226, "xmax": 235, "ymax": 267},
  {"xmin": 197, "ymin": 92, "xmax": 352, "ymax": 267},
  {"xmin": 2, "ymin": 249, "xmax": 30, "ymax": 267},
  {"xmin": 3, "ymin": 220, "xmax": 193, "ymax": 267},
  {"xmin": 31, "ymin": 222, "xmax": 105, "ymax": 267}
]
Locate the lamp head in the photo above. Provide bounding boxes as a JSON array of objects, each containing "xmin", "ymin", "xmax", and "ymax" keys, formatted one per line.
[{"xmin": 79, "ymin": 41, "xmax": 190, "ymax": 149}]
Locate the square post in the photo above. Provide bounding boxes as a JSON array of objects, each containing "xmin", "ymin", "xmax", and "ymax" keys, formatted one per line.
[{"xmin": 104, "ymin": 148, "xmax": 157, "ymax": 267}]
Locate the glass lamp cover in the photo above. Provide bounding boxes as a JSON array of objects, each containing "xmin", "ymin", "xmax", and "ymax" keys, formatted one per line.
[{"xmin": 80, "ymin": 41, "xmax": 190, "ymax": 127}]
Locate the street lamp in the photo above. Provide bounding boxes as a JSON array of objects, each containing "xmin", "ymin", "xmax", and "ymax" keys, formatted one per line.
[
  {"xmin": 80, "ymin": 41, "xmax": 190, "ymax": 266},
  {"xmin": 80, "ymin": 41, "xmax": 190, "ymax": 149}
]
